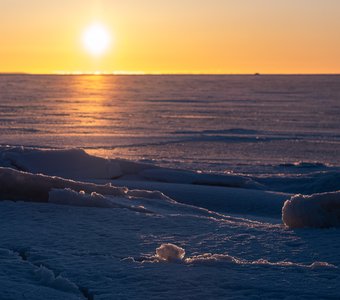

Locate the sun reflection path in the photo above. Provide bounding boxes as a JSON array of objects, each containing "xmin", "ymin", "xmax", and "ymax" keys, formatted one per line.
[{"xmin": 69, "ymin": 75, "xmax": 116, "ymax": 131}]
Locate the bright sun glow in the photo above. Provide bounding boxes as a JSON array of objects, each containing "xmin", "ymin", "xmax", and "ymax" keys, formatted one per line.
[{"xmin": 83, "ymin": 23, "xmax": 111, "ymax": 56}]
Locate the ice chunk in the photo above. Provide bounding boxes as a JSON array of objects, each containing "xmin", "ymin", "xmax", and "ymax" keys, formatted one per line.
[
  {"xmin": 282, "ymin": 190, "xmax": 340, "ymax": 228},
  {"xmin": 155, "ymin": 243, "xmax": 186, "ymax": 262}
]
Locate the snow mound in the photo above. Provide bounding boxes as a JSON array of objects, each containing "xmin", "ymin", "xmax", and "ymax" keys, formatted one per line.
[
  {"xmin": 1, "ymin": 147, "xmax": 122, "ymax": 180},
  {"xmin": 309, "ymin": 261, "xmax": 336, "ymax": 269},
  {"xmin": 155, "ymin": 243, "xmax": 186, "ymax": 262},
  {"xmin": 282, "ymin": 191, "xmax": 340, "ymax": 228}
]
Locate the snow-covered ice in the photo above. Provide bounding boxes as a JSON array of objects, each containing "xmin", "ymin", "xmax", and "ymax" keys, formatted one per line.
[
  {"xmin": 1, "ymin": 75, "xmax": 340, "ymax": 299},
  {"xmin": 0, "ymin": 146, "xmax": 340, "ymax": 299}
]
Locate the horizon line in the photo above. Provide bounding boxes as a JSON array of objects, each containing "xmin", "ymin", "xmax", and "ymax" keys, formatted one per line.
[{"xmin": 1, "ymin": 72, "xmax": 340, "ymax": 76}]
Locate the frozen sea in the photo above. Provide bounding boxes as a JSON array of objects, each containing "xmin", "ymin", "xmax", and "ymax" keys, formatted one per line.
[
  {"xmin": 1, "ymin": 74, "xmax": 340, "ymax": 173},
  {"xmin": 0, "ymin": 75, "xmax": 340, "ymax": 299}
]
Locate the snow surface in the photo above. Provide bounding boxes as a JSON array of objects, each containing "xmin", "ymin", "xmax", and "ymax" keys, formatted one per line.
[
  {"xmin": 1, "ymin": 199, "xmax": 339, "ymax": 299},
  {"xmin": 0, "ymin": 146, "xmax": 340, "ymax": 299}
]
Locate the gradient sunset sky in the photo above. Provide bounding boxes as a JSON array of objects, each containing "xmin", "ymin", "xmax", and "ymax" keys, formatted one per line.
[{"xmin": 1, "ymin": 0, "xmax": 340, "ymax": 74}]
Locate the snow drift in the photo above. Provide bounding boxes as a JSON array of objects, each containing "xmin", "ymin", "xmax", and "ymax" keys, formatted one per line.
[
  {"xmin": 139, "ymin": 243, "xmax": 335, "ymax": 268},
  {"xmin": 282, "ymin": 191, "xmax": 340, "ymax": 228}
]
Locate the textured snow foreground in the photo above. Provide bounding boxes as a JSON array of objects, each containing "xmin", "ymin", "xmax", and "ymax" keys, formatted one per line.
[{"xmin": 0, "ymin": 147, "xmax": 340, "ymax": 299}]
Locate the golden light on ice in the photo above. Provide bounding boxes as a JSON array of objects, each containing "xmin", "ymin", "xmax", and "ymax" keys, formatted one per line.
[{"xmin": 83, "ymin": 23, "xmax": 111, "ymax": 56}]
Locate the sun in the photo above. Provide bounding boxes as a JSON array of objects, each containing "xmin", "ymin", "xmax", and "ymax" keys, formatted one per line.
[{"xmin": 83, "ymin": 23, "xmax": 111, "ymax": 56}]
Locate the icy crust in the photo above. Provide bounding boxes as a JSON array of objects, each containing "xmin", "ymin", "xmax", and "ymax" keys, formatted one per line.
[
  {"xmin": 2, "ymin": 146, "xmax": 340, "ymax": 225},
  {"xmin": 0, "ymin": 167, "xmax": 170, "ymax": 205},
  {"xmin": 139, "ymin": 168, "xmax": 261, "ymax": 189},
  {"xmin": 49, "ymin": 189, "xmax": 154, "ymax": 213},
  {"xmin": 2, "ymin": 146, "xmax": 340, "ymax": 195},
  {"xmin": 258, "ymin": 171, "xmax": 340, "ymax": 194},
  {"xmin": 0, "ymin": 146, "xmax": 261, "ymax": 189},
  {"xmin": 0, "ymin": 166, "xmax": 290, "ymax": 221},
  {"xmin": 134, "ymin": 243, "xmax": 336, "ymax": 269},
  {"xmin": 1, "ymin": 146, "xmax": 340, "ymax": 195},
  {"xmin": 0, "ymin": 167, "xmax": 215, "ymax": 217},
  {"xmin": 282, "ymin": 191, "xmax": 340, "ymax": 228}
]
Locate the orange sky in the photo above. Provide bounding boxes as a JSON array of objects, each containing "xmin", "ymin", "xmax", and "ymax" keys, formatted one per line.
[{"xmin": 1, "ymin": 0, "xmax": 340, "ymax": 74}]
